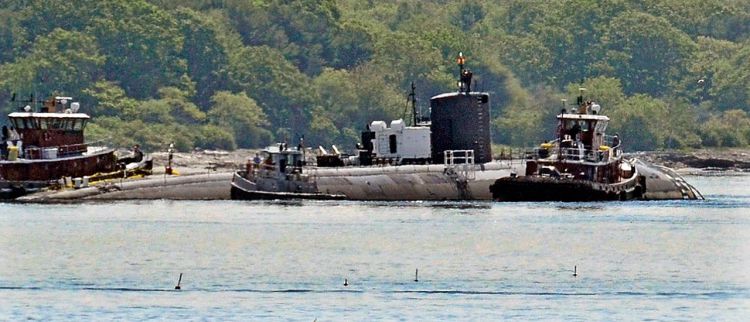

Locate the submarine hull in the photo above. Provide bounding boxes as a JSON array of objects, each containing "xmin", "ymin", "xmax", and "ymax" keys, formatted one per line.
[{"xmin": 231, "ymin": 162, "xmax": 524, "ymax": 201}]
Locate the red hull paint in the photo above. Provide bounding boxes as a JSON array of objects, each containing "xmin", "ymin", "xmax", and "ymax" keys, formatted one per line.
[{"xmin": 0, "ymin": 149, "xmax": 117, "ymax": 182}]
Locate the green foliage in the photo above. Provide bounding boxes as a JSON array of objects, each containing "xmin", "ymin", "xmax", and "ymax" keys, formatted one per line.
[
  {"xmin": 2, "ymin": 0, "xmax": 750, "ymax": 151},
  {"xmin": 227, "ymin": 45, "xmax": 316, "ymax": 139},
  {"xmin": 88, "ymin": 0, "xmax": 186, "ymax": 98},
  {"xmin": 81, "ymin": 81, "xmax": 139, "ymax": 118},
  {"xmin": 207, "ymin": 91, "xmax": 272, "ymax": 148},
  {"xmin": 0, "ymin": 29, "xmax": 104, "ymax": 102},
  {"xmin": 174, "ymin": 7, "xmax": 230, "ymax": 108},
  {"xmin": 700, "ymin": 109, "xmax": 750, "ymax": 147},
  {"xmin": 603, "ymin": 11, "xmax": 697, "ymax": 96},
  {"xmin": 225, "ymin": 0, "xmax": 342, "ymax": 75},
  {"xmin": 195, "ymin": 124, "xmax": 237, "ymax": 150},
  {"xmin": 0, "ymin": 9, "xmax": 26, "ymax": 64},
  {"xmin": 711, "ymin": 46, "xmax": 750, "ymax": 112},
  {"xmin": 607, "ymin": 94, "xmax": 670, "ymax": 151}
]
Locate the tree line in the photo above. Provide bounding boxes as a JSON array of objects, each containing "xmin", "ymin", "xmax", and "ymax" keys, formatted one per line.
[{"xmin": 0, "ymin": 0, "xmax": 748, "ymax": 152}]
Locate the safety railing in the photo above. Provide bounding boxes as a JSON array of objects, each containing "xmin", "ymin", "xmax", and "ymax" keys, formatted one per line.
[
  {"xmin": 15, "ymin": 139, "xmax": 111, "ymax": 160},
  {"xmin": 444, "ymin": 150, "xmax": 475, "ymax": 180},
  {"xmin": 527, "ymin": 142, "xmax": 622, "ymax": 163}
]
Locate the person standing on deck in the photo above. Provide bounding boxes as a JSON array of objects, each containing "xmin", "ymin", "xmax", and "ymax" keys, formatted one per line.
[
  {"xmin": 132, "ymin": 144, "xmax": 144, "ymax": 163},
  {"xmin": 612, "ymin": 134, "xmax": 621, "ymax": 156}
]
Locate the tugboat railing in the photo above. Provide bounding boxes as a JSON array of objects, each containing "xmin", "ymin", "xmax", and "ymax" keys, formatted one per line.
[
  {"xmin": 526, "ymin": 142, "xmax": 623, "ymax": 164},
  {"xmin": 18, "ymin": 139, "xmax": 112, "ymax": 160}
]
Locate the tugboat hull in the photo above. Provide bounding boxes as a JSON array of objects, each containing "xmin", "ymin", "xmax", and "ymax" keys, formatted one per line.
[
  {"xmin": 230, "ymin": 172, "xmax": 346, "ymax": 200},
  {"xmin": 0, "ymin": 149, "xmax": 118, "ymax": 199},
  {"xmin": 230, "ymin": 184, "xmax": 347, "ymax": 200},
  {"xmin": 490, "ymin": 176, "xmax": 641, "ymax": 202}
]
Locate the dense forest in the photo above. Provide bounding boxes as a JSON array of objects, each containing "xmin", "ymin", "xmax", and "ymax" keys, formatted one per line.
[{"xmin": 0, "ymin": 0, "xmax": 749, "ymax": 152}]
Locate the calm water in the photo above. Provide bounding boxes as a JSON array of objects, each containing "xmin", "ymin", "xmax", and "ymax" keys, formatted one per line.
[{"xmin": 1, "ymin": 175, "xmax": 749, "ymax": 320}]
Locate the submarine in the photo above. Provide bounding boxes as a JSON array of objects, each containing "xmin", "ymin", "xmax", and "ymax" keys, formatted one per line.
[
  {"xmin": 231, "ymin": 53, "xmax": 520, "ymax": 201},
  {"xmin": 231, "ymin": 54, "xmax": 703, "ymax": 202}
]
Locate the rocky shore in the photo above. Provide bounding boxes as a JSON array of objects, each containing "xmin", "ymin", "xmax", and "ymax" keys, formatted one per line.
[
  {"xmin": 137, "ymin": 148, "xmax": 750, "ymax": 177},
  {"xmin": 145, "ymin": 149, "xmax": 254, "ymax": 175},
  {"xmin": 630, "ymin": 148, "xmax": 750, "ymax": 174}
]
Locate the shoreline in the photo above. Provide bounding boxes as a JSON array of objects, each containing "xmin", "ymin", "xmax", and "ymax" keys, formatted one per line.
[
  {"xmin": 141, "ymin": 148, "xmax": 750, "ymax": 177},
  {"xmin": 629, "ymin": 148, "xmax": 750, "ymax": 175}
]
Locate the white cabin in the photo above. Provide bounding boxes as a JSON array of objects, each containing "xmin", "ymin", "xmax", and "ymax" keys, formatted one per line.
[{"xmin": 368, "ymin": 119, "xmax": 431, "ymax": 162}]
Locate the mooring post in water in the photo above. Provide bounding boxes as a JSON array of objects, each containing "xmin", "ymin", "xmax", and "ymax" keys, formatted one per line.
[
  {"xmin": 414, "ymin": 269, "xmax": 419, "ymax": 282},
  {"xmin": 175, "ymin": 273, "xmax": 182, "ymax": 290},
  {"xmin": 344, "ymin": 278, "xmax": 348, "ymax": 287},
  {"xmin": 573, "ymin": 266, "xmax": 578, "ymax": 277}
]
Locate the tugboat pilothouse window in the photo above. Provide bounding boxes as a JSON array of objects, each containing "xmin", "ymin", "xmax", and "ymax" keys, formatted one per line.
[
  {"xmin": 10, "ymin": 118, "xmax": 22, "ymax": 129},
  {"xmin": 10, "ymin": 117, "xmax": 35, "ymax": 130}
]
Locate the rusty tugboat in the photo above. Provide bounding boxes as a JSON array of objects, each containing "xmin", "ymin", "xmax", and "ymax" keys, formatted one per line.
[
  {"xmin": 0, "ymin": 95, "xmax": 151, "ymax": 199},
  {"xmin": 489, "ymin": 90, "xmax": 703, "ymax": 201}
]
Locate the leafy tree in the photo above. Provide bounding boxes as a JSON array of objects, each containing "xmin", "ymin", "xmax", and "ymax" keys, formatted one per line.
[
  {"xmin": 195, "ymin": 124, "xmax": 237, "ymax": 150},
  {"xmin": 308, "ymin": 105, "xmax": 341, "ymax": 145},
  {"xmin": 207, "ymin": 91, "xmax": 272, "ymax": 148},
  {"xmin": 0, "ymin": 29, "xmax": 104, "ymax": 102},
  {"xmin": 566, "ymin": 77, "xmax": 626, "ymax": 109},
  {"xmin": 227, "ymin": 45, "xmax": 316, "ymax": 139},
  {"xmin": 81, "ymin": 81, "xmax": 139, "ymax": 118},
  {"xmin": 226, "ymin": 0, "xmax": 342, "ymax": 75},
  {"xmin": 173, "ymin": 8, "xmax": 230, "ymax": 108},
  {"xmin": 0, "ymin": 9, "xmax": 27, "ymax": 64},
  {"xmin": 700, "ymin": 109, "xmax": 750, "ymax": 147},
  {"xmin": 329, "ymin": 20, "xmax": 374, "ymax": 69},
  {"xmin": 711, "ymin": 45, "xmax": 750, "ymax": 112},
  {"xmin": 16, "ymin": 0, "xmax": 94, "ymax": 42},
  {"xmin": 1, "ymin": 0, "xmax": 750, "ymax": 151},
  {"xmin": 88, "ymin": 0, "xmax": 186, "ymax": 98},
  {"xmin": 642, "ymin": 0, "xmax": 750, "ymax": 41},
  {"xmin": 680, "ymin": 37, "xmax": 740, "ymax": 106},
  {"xmin": 491, "ymin": 34, "xmax": 552, "ymax": 86},
  {"xmin": 602, "ymin": 11, "xmax": 697, "ymax": 96},
  {"xmin": 607, "ymin": 94, "xmax": 670, "ymax": 151},
  {"xmin": 451, "ymin": 1, "xmax": 485, "ymax": 31}
]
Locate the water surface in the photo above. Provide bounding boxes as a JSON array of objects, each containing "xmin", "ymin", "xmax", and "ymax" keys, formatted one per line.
[{"xmin": 1, "ymin": 175, "xmax": 749, "ymax": 320}]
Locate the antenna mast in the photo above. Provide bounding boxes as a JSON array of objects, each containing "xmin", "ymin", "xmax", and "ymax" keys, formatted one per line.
[{"xmin": 409, "ymin": 81, "xmax": 417, "ymax": 126}]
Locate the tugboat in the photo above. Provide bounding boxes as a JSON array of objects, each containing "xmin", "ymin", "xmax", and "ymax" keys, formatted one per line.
[
  {"xmin": 0, "ymin": 95, "xmax": 150, "ymax": 199},
  {"xmin": 489, "ymin": 90, "xmax": 702, "ymax": 201},
  {"xmin": 231, "ymin": 144, "xmax": 346, "ymax": 200}
]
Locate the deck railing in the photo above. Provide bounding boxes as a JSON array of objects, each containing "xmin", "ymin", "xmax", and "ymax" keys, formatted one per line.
[
  {"xmin": 525, "ymin": 139, "xmax": 623, "ymax": 163},
  {"xmin": 19, "ymin": 139, "xmax": 110, "ymax": 160},
  {"xmin": 444, "ymin": 150, "xmax": 476, "ymax": 180}
]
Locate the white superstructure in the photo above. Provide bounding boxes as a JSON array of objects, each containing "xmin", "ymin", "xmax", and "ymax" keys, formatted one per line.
[{"xmin": 368, "ymin": 119, "xmax": 431, "ymax": 163}]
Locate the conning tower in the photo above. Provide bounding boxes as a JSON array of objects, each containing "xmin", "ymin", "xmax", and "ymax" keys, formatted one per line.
[{"xmin": 429, "ymin": 53, "xmax": 491, "ymax": 163}]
